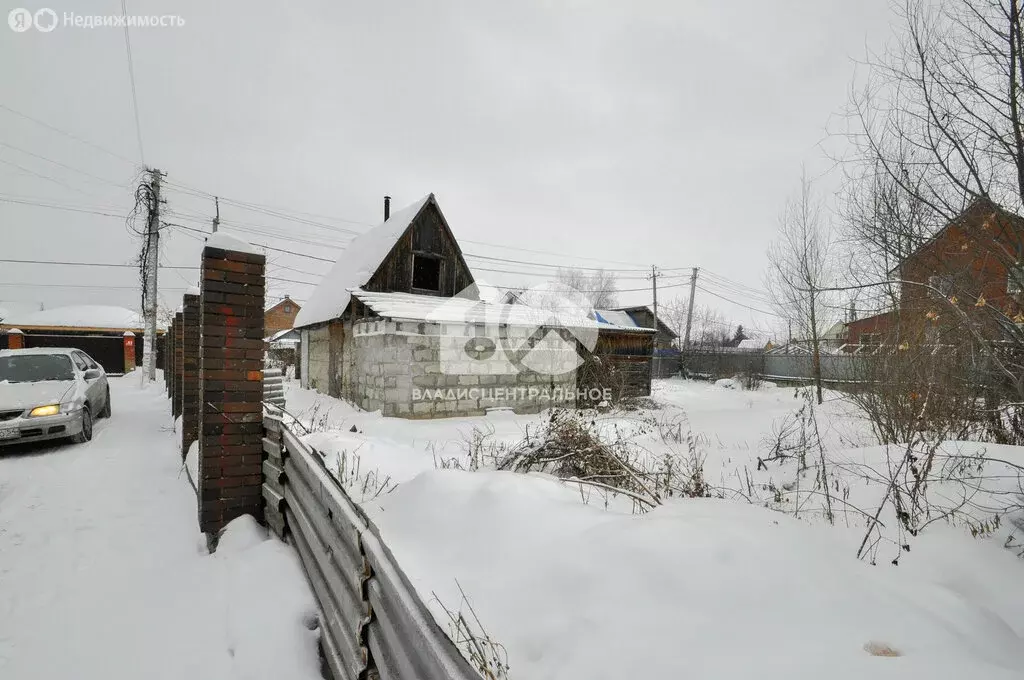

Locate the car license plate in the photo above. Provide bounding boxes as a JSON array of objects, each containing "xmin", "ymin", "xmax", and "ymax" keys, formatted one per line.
[{"xmin": 0, "ymin": 427, "xmax": 19, "ymax": 440}]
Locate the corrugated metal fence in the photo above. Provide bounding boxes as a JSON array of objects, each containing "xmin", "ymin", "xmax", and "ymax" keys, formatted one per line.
[
  {"xmin": 681, "ymin": 350, "xmax": 868, "ymax": 383},
  {"xmin": 263, "ymin": 368, "xmax": 286, "ymax": 409},
  {"xmin": 262, "ymin": 412, "xmax": 484, "ymax": 680}
]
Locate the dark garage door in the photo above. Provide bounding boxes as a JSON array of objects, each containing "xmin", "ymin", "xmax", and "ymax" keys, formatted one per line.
[{"xmin": 23, "ymin": 333, "xmax": 125, "ymax": 374}]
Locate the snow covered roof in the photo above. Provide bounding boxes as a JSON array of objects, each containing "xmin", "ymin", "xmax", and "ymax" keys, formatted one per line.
[
  {"xmin": 736, "ymin": 338, "xmax": 768, "ymax": 350},
  {"xmin": 267, "ymin": 328, "xmax": 300, "ymax": 344},
  {"xmin": 294, "ymin": 195, "xmax": 433, "ymax": 328},
  {"xmin": 350, "ymin": 290, "xmax": 652, "ymax": 333},
  {"xmin": 2, "ymin": 305, "xmax": 146, "ymax": 331},
  {"xmin": 594, "ymin": 309, "xmax": 639, "ymax": 328}
]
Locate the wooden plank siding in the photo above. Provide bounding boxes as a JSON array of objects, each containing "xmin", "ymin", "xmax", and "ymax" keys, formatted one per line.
[
  {"xmin": 578, "ymin": 329, "xmax": 654, "ymax": 401},
  {"xmin": 362, "ymin": 201, "xmax": 475, "ymax": 301}
]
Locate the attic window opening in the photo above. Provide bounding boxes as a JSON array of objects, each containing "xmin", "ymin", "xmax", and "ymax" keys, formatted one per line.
[
  {"xmin": 283, "ymin": 305, "xmax": 292, "ymax": 313},
  {"xmin": 412, "ymin": 254, "xmax": 442, "ymax": 292}
]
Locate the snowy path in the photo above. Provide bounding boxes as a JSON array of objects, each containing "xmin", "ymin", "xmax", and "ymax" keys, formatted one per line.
[{"xmin": 0, "ymin": 377, "xmax": 320, "ymax": 680}]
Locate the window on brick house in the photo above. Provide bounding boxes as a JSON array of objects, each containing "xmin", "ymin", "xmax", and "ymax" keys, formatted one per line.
[
  {"xmin": 1008, "ymin": 264, "xmax": 1024, "ymax": 294},
  {"xmin": 412, "ymin": 254, "xmax": 442, "ymax": 291},
  {"xmin": 283, "ymin": 305, "xmax": 292, "ymax": 313}
]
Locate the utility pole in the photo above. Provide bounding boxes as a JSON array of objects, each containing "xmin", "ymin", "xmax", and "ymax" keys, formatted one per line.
[
  {"xmin": 683, "ymin": 267, "xmax": 699, "ymax": 347},
  {"xmin": 650, "ymin": 265, "xmax": 659, "ymax": 332},
  {"xmin": 212, "ymin": 196, "xmax": 220, "ymax": 233},
  {"xmin": 141, "ymin": 168, "xmax": 162, "ymax": 384}
]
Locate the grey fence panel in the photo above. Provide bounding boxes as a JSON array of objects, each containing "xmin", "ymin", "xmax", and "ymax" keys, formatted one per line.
[
  {"xmin": 271, "ymin": 420, "xmax": 484, "ymax": 680},
  {"xmin": 286, "ymin": 506, "xmax": 365, "ymax": 680},
  {"xmin": 682, "ymin": 351, "xmax": 869, "ymax": 384},
  {"xmin": 285, "ymin": 461, "xmax": 367, "ymax": 631},
  {"xmin": 362, "ymin": 529, "xmax": 482, "ymax": 680},
  {"xmin": 264, "ymin": 367, "xmax": 286, "ymax": 408}
]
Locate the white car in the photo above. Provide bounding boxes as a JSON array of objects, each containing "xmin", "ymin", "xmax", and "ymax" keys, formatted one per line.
[{"xmin": 0, "ymin": 347, "xmax": 111, "ymax": 447}]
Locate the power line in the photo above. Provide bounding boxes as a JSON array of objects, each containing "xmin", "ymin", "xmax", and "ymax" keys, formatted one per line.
[
  {"xmin": 695, "ymin": 285, "xmax": 783, "ymax": 317},
  {"xmin": 166, "ymin": 224, "xmax": 338, "ymax": 263},
  {"xmin": 0, "ymin": 196, "xmax": 127, "ymax": 219},
  {"xmin": 0, "ymin": 141, "xmax": 130, "ymax": 189},
  {"xmin": 120, "ymin": 0, "xmax": 145, "ymax": 164},
  {"xmin": 0, "ymin": 103, "xmax": 138, "ymax": 166},
  {"xmin": 0, "ymin": 156, "xmax": 102, "ymax": 199},
  {"xmin": 164, "ymin": 178, "xmax": 694, "ymax": 270},
  {"xmin": 0, "ymin": 258, "xmax": 317, "ymax": 288}
]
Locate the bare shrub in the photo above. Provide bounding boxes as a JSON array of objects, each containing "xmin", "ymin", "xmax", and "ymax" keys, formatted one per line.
[
  {"xmin": 738, "ymin": 372, "xmax": 763, "ymax": 391},
  {"xmin": 434, "ymin": 581, "xmax": 511, "ymax": 680},
  {"xmin": 497, "ymin": 409, "xmax": 717, "ymax": 511}
]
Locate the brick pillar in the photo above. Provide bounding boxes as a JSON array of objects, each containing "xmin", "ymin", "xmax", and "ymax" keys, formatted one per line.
[
  {"xmin": 181, "ymin": 294, "xmax": 201, "ymax": 459},
  {"xmin": 7, "ymin": 329, "xmax": 24, "ymax": 350},
  {"xmin": 198, "ymin": 239, "xmax": 265, "ymax": 538},
  {"xmin": 123, "ymin": 332, "xmax": 136, "ymax": 374},
  {"xmin": 173, "ymin": 311, "xmax": 184, "ymax": 419},
  {"xmin": 165, "ymin": 324, "xmax": 173, "ymax": 394}
]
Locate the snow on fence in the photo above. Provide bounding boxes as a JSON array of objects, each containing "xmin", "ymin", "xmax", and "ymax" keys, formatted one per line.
[{"xmin": 262, "ymin": 411, "xmax": 483, "ymax": 680}]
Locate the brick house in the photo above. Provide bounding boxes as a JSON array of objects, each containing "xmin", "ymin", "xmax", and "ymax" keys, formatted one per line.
[
  {"xmin": 265, "ymin": 296, "xmax": 300, "ymax": 334},
  {"xmin": 844, "ymin": 198, "xmax": 1024, "ymax": 349}
]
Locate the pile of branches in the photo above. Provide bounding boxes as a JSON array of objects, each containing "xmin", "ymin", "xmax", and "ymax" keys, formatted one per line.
[{"xmin": 496, "ymin": 410, "xmax": 664, "ymax": 509}]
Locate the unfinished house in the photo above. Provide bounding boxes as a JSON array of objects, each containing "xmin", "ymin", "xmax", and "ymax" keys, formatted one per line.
[{"xmin": 294, "ymin": 194, "xmax": 653, "ymax": 418}]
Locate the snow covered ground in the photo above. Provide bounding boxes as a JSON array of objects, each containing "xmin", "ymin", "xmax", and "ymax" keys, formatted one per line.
[
  {"xmin": 282, "ymin": 377, "xmax": 1024, "ymax": 678},
  {"xmin": 0, "ymin": 375, "xmax": 320, "ymax": 680}
]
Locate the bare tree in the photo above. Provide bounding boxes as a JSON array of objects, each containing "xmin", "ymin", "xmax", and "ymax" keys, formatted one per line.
[
  {"xmin": 845, "ymin": 0, "xmax": 1024, "ymax": 218},
  {"xmin": 556, "ymin": 268, "xmax": 619, "ymax": 309},
  {"xmin": 767, "ymin": 173, "xmax": 835, "ymax": 404},
  {"xmin": 839, "ymin": 0, "xmax": 1024, "ymax": 441}
]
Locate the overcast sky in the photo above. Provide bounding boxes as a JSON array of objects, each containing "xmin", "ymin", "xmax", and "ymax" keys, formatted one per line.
[{"xmin": 1, "ymin": 0, "xmax": 894, "ymax": 337}]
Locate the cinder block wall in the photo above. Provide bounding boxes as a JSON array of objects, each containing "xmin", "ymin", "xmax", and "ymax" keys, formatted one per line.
[
  {"xmin": 347, "ymin": 320, "xmax": 577, "ymax": 418},
  {"xmin": 303, "ymin": 326, "xmax": 330, "ymax": 393}
]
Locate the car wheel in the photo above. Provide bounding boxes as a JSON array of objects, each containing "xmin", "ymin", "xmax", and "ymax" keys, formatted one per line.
[
  {"xmin": 72, "ymin": 408, "xmax": 93, "ymax": 444},
  {"xmin": 100, "ymin": 388, "xmax": 111, "ymax": 418}
]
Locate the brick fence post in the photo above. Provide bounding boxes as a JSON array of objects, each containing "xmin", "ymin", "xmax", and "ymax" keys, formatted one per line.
[
  {"xmin": 181, "ymin": 293, "xmax": 201, "ymax": 459},
  {"xmin": 198, "ymin": 236, "xmax": 265, "ymax": 540},
  {"xmin": 164, "ymin": 321, "xmax": 172, "ymax": 395},
  {"xmin": 7, "ymin": 329, "xmax": 24, "ymax": 350},
  {"xmin": 122, "ymin": 332, "xmax": 136, "ymax": 374},
  {"xmin": 173, "ymin": 311, "xmax": 184, "ymax": 419}
]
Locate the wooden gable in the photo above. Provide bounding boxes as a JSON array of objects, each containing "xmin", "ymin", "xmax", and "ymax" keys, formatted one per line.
[{"xmin": 362, "ymin": 198, "xmax": 475, "ymax": 298}]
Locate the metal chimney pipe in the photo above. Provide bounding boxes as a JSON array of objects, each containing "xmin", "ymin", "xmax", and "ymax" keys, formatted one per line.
[{"xmin": 384, "ymin": 195, "xmax": 391, "ymax": 221}]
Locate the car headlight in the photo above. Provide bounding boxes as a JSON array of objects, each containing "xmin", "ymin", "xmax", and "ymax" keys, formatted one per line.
[{"xmin": 28, "ymin": 403, "xmax": 74, "ymax": 417}]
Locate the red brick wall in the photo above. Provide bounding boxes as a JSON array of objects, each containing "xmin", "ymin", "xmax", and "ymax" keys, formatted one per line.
[
  {"xmin": 845, "ymin": 312, "xmax": 895, "ymax": 347},
  {"xmin": 265, "ymin": 298, "xmax": 300, "ymax": 334},
  {"xmin": 900, "ymin": 202, "xmax": 1024, "ymax": 328}
]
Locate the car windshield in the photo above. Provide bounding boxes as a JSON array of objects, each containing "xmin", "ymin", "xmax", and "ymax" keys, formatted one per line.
[{"xmin": 0, "ymin": 355, "xmax": 75, "ymax": 383}]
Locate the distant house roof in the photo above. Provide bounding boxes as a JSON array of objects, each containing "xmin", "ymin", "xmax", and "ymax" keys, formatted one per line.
[
  {"xmin": 266, "ymin": 296, "xmax": 301, "ymax": 313},
  {"xmin": 593, "ymin": 309, "xmax": 639, "ymax": 328},
  {"xmin": 889, "ymin": 197, "xmax": 1024, "ymax": 277},
  {"xmin": 736, "ymin": 338, "xmax": 767, "ymax": 351},
  {"xmin": 294, "ymin": 195, "xmax": 434, "ymax": 328},
  {"xmin": 1, "ymin": 305, "xmax": 149, "ymax": 331},
  {"xmin": 611, "ymin": 305, "xmax": 678, "ymax": 339},
  {"xmin": 349, "ymin": 290, "xmax": 652, "ymax": 332},
  {"xmin": 267, "ymin": 328, "xmax": 300, "ymax": 345}
]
